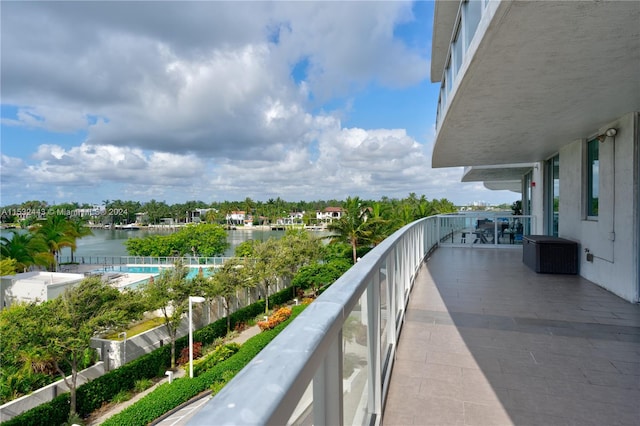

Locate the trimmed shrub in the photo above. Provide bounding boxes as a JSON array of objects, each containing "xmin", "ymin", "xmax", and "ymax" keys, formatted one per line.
[
  {"xmin": 257, "ymin": 307, "xmax": 292, "ymax": 331},
  {"xmin": 191, "ymin": 343, "xmax": 240, "ymax": 377},
  {"xmin": 1, "ymin": 393, "xmax": 70, "ymax": 426},
  {"xmin": 5, "ymin": 285, "xmax": 297, "ymax": 425},
  {"xmin": 102, "ymin": 306, "xmax": 305, "ymax": 426},
  {"xmin": 133, "ymin": 378, "xmax": 153, "ymax": 393}
]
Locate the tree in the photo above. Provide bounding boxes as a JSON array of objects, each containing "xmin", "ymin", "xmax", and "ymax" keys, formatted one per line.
[
  {"xmin": 125, "ymin": 224, "xmax": 228, "ymax": 257},
  {"xmin": 177, "ymin": 224, "xmax": 229, "ymax": 257},
  {"xmin": 234, "ymin": 239, "xmax": 257, "ymax": 257},
  {"xmin": 278, "ymin": 228, "xmax": 323, "ymax": 282},
  {"xmin": 0, "ymin": 258, "xmax": 17, "ymax": 275},
  {"xmin": 30, "ymin": 215, "xmax": 76, "ymax": 271},
  {"xmin": 66, "ymin": 219, "xmax": 94, "ymax": 263},
  {"xmin": 0, "ymin": 278, "xmax": 142, "ymax": 416},
  {"xmin": 0, "ymin": 231, "xmax": 52, "ymax": 272},
  {"xmin": 204, "ymin": 258, "xmax": 252, "ymax": 333},
  {"xmin": 327, "ymin": 196, "xmax": 372, "ymax": 264},
  {"xmin": 144, "ymin": 262, "xmax": 203, "ymax": 369},
  {"xmin": 249, "ymin": 238, "xmax": 286, "ymax": 313},
  {"xmin": 291, "ymin": 259, "xmax": 351, "ymax": 296}
]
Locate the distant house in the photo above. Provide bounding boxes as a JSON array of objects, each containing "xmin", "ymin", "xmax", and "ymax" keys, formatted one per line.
[
  {"xmin": 0, "ymin": 271, "xmax": 84, "ymax": 310},
  {"xmin": 187, "ymin": 208, "xmax": 216, "ymax": 223},
  {"xmin": 316, "ymin": 207, "xmax": 343, "ymax": 223},
  {"xmin": 135, "ymin": 211, "xmax": 149, "ymax": 224},
  {"xmin": 277, "ymin": 211, "xmax": 304, "ymax": 225},
  {"xmin": 226, "ymin": 211, "xmax": 245, "ymax": 225}
]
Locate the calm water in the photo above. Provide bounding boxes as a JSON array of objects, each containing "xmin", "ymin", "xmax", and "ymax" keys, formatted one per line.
[{"xmin": 1, "ymin": 228, "xmax": 291, "ymax": 260}]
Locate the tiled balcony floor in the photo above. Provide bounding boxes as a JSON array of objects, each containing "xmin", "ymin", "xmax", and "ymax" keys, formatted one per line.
[{"xmin": 383, "ymin": 247, "xmax": 640, "ymax": 426}]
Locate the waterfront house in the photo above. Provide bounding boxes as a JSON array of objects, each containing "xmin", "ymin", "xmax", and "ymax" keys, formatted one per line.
[{"xmin": 316, "ymin": 207, "xmax": 343, "ymax": 223}]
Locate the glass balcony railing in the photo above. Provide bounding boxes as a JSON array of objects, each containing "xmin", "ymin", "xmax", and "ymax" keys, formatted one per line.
[
  {"xmin": 189, "ymin": 216, "xmax": 440, "ymax": 425},
  {"xmin": 188, "ymin": 212, "xmax": 529, "ymax": 425},
  {"xmin": 437, "ymin": 212, "xmax": 534, "ymax": 246}
]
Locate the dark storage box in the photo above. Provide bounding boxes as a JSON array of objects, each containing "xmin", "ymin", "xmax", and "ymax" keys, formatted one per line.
[{"xmin": 523, "ymin": 235, "xmax": 578, "ymax": 274}]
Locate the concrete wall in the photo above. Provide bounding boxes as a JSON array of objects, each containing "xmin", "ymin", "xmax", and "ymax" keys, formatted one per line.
[
  {"xmin": 92, "ymin": 317, "xmax": 192, "ymax": 370},
  {"xmin": 0, "ymin": 272, "xmax": 83, "ymax": 310},
  {"xmin": 558, "ymin": 112, "xmax": 638, "ymax": 302},
  {"xmin": 1, "ymin": 309, "xmax": 206, "ymax": 421},
  {"xmin": 531, "ymin": 161, "xmax": 545, "ymax": 235},
  {"xmin": 0, "ymin": 362, "xmax": 105, "ymax": 422}
]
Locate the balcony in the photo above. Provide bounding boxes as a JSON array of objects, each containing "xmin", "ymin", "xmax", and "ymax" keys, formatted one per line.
[
  {"xmin": 384, "ymin": 247, "xmax": 639, "ymax": 425},
  {"xmin": 188, "ymin": 216, "xmax": 639, "ymax": 425}
]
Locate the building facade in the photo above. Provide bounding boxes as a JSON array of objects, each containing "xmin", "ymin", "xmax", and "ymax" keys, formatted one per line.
[{"xmin": 430, "ymin": 0, "xmax": 639, "ymax": 302}]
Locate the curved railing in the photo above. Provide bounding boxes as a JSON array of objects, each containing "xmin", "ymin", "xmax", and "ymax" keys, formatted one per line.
[{"xmin": 189, "ymin": 216, "xmax": 439, "ymax": 426}]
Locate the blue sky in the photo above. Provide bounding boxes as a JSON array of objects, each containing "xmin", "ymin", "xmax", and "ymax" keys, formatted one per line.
[{"xmin": 0, "ymin": 1, "xmax": 518, "ymax": 207}]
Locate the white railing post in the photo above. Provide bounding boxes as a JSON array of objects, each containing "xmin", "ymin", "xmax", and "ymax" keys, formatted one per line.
[
  {"xmin": 367, "ymin": 274, "xmax": 382, "ymax": 419},
  {"xmin": 313, "ymin": 333, "xmax": 343, "ymax": 426}
]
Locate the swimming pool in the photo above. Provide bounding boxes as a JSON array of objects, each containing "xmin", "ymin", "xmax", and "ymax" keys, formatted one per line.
[{"xmin": 93, "ymin": 265, "xmax": 214, "ymax": 280}]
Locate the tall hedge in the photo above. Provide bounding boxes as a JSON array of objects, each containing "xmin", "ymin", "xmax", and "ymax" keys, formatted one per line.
[
  {"xmin": 3, "ymin": 286, "xmax": 295, "ymax": 426},
  {"xmin": 102, "ymin": 305, "xmax": 305, "ymax": 426}
]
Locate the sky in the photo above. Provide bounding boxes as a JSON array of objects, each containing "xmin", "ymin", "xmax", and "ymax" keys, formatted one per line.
[{"xmin": 0, "ymin": 1, "xmax": 519, "ymax": 207}]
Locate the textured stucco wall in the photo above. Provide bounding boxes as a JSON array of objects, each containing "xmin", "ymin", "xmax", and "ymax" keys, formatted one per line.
[{"xmin": 559, "ymin": 112, "xmax": 638, "ymax": 302}]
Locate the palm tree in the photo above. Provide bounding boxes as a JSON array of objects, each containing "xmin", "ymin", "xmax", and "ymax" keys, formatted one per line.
[
  {"xmin": 30, "ymin": 215, "xmax": 76, "ymax": 271},
  {"xmin": 327, "ymin": 197, "xmax": 372, "ymax": 264},
  {"xmin": 0, "ymin": 231, "xmax": 52, "ymax": 272},
  {"xmin": 67, "ymin": 219, "xmax": 94, "ymax": 263}
]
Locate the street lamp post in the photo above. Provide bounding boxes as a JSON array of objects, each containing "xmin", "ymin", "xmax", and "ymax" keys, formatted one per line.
[{"xmin": 189, "ymin": 296, "xmax": 206, "ymax": 378}]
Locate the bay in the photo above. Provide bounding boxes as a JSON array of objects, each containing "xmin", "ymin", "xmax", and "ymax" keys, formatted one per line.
[{"xmin": 1, "ymin": 227, "xmax": 328, "ymax": 262}]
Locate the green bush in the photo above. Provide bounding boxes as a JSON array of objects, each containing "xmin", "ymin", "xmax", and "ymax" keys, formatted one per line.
[
  {"xmin": 1, "ymin": 393, "xmax": 70, "ymax": 426},
  {"xmin": 134, "ymin": 378, "xmax": 153, "ymax": 393},
  {"xmin": 102, "ymin": 305, "xmax": 305, "ymax": 426},
  {"xmin": 110, "ymin": 389, "xmax": 131, "ymax": 403},
  {"xmin": 6, "ymin": 285, "xmax": 298, "ymax": 425},
  {"xmin": 191, "ymin": 342, "xmax": 240, "ymax": 377}
]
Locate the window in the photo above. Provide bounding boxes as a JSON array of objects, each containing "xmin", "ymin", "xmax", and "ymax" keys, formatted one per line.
[
  {"xmin": 452, "ymin": 26, "xmax": 463, "ymax": 78},
  {"xmin": 446, "ymin": 59, "xmax": 453, "ymax": 94},
  {"xmin": 464, "ymin": 0, "xmax": 483, "ymax": 49},
  {"xmin": 587, "ymin": 139, "xmax": 599, "ymax": 217},
  {"xmin": 546, "ymin": 155, "xmax": 559, "ymax": 236}
]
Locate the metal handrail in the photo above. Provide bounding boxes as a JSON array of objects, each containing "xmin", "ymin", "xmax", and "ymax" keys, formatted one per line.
[{"xmin": 190, "ymin": 216, "xmax": 438, "ymax": 426}]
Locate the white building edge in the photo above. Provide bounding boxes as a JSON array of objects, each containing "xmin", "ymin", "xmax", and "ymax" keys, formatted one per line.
[{"xmin": 431, "ymin": 0, "xmax": 639, "ymax": 302}]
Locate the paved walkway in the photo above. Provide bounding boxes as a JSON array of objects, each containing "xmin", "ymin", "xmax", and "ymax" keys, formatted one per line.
[
  {"xmin": 383, "ymin": 247, "xmax": 640, "ymax": 425},
  {"xmin": 88, "ymin": 325, "xmax": 261, "ymax": 425}
]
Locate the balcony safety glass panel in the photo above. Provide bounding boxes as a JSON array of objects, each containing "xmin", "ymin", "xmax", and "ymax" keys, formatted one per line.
[
  {"xmin": 587, "ymin": 139, "xmax": 599, "ymax": 217},
  {"xmin": 343, "ymin": 290, "xmax": 369, "ymax": 426},
  {"xmin": 440, "ymin": 81, "xmax": 447, "ymax": 106},
  {"xmin": 438, "ymin": 213, "xmax": 532, "ymax": 246},
  {"xmin": 453, "ymin": 25, "xmax": 463, "ymax": 78},
  {"xmin": 287, "ymin": 379, "xmax": 314, "ymax": 425},
  {"xmin": 395, "ymin": 248, "xmax": 404, "ymax": 322},
  {"xmin": 464, "ymin": 0, "xmax": 483, "ymax": 49},
  {"xmin": 379, "ymin": 261, "xmax": 389, "ymax": 372}
]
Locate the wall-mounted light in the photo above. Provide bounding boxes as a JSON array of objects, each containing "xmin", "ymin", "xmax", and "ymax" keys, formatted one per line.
[{"xmin": 597, "ymin": 128, "xmax": 617, "ymax": 142}]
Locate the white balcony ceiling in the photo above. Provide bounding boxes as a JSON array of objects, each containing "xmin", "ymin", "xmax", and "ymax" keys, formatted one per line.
[
  {"xmin": 483, "ymin": 181, "xmax": 521, "ymax": 192},
  {"xmin": 461, "ymin": 164, "xmax": 533, "ymax": 183},
  {"xmin": 432, "ymin": 0, "xmax": 640, "ymax": 168}
]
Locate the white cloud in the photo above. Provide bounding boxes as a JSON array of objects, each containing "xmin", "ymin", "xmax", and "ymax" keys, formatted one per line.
[
  {"xmin": 0, "ymin": 2, "xmax": 520, "ymax": 207},
  {"xmin": 18, "ymin": 144, "xmax": 205, "ymax": 187}
]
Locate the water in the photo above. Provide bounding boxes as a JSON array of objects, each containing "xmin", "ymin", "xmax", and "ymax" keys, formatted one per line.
[
  {"xmin": 91, "ymin": 265, "xmax": 214, "ymax": 279},
  {"xmin": 0, "ymin": 227, "xmax": 320, "ymax": 261}
]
